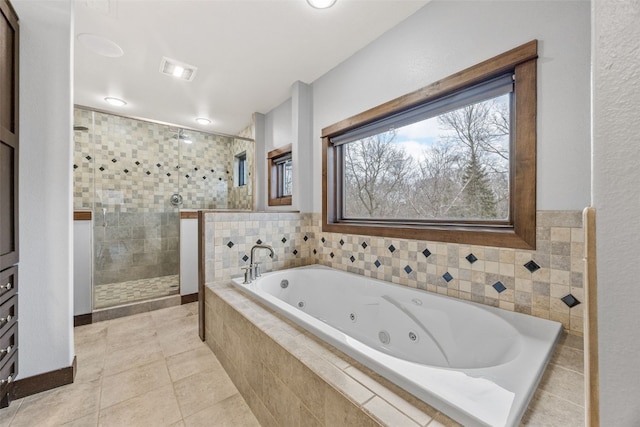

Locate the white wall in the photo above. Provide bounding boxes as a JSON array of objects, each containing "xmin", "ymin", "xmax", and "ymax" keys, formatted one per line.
[
  {"xmin": 13, "ymin": 0, "xmax": 75, "ymax": 378},
  {"xmin": 261, "ymin": 81, "xmax": 313, "ymax": 212},
  {"xmin": 592, "ymin": 1, "xmax": 640, "ymax": 425},
  {"xmin": 310, "ymin": 0, "xmax": 591, "ymax": 213}
]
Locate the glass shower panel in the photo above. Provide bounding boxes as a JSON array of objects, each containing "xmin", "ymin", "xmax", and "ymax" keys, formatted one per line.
[
  {"xmin": 176, "ymin": 128, "xmax": 231, "ymax": 209},
  {"xmin": 89, "ymin": 111, "xmax": 180, "ymax": 309},
  {"xmin": 73, "ymin": 107, "xmax": 255, "ymax": 310}
]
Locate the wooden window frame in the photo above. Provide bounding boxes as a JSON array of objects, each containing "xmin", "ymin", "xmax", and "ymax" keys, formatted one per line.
[
  {"xmin": 322, "ymin": 40, "xmax": 538, "ymax": 249},
  {"xmin": 268, "ymin": 144, "xmax": 292, "ymax": 206}
]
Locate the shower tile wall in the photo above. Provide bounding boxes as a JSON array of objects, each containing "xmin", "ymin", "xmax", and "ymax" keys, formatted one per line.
[
  {"xmin": 73, "ymin": 108, "xmax": 254, "ymax": 287},
  {"xmin": 203, "ymin": 210, "xmax": 584, "ymax": 334},
  {"xmin": 228, "ymin": 137, "xmax": 254, "ymax": 210},
  {"xmin": 73, "ymin": 109, "xmax": 244, "ymax": 211}
]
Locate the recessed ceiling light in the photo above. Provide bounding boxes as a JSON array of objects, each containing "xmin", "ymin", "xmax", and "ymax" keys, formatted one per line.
[
  {"xmin": 195, "ymin": 117, "xmax": 211, "ymax": 125},
  {"xmin": 307, "ymin": 0, "xmax": 337, "ymax": 9},
  {"xmin": 159, "ymin": 57, "xmax": 198, "ymax": 82},
  {"xmin": 77, "ymin": 33, "xmax": 123, "ymax": 57},
  {"xmin": 104, "ymin": 97, "xmax": 127, "ymax": 107}
]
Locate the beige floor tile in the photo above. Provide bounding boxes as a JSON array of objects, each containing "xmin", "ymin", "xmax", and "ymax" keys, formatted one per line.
[
  {"xmin": 166, "ymin": 345, "xmax": 224, "ymax": 383},
  {"xmin": 106, "ymin": 312, "xmax": 156, "ymax": 341},
  {"xmin": 61, "ymin": 411, "xmax": 99, "ymax": 426},
  {"xmin": 173, "ymin": 369, "xmax": 239, "ymax": 418},
  {"xmin": 103, "ymin": 338, "xmax": 165, "ymax": 377},
  {"xmin": 521, "ymin": 389, "xmax": 584, "ymax": 426},
  {"xmin": 156, "ymin": 313, "xmax": 198, "ymax": 338},
  {"xmin": 75, "ymin": 323, "xmax": 107, "ymax": 347},
  {"xmin": 98, "ymin": 385, "xmax": 182, "ymax": 427},
  {"xmin": 10, "ymin": 380, "xmax": 100, "ymax": 427},
  {"xmin": 183, "ymin": 394, "xmax": 261, "ymax": 427},
  {"xmin": 151, "ymin": 302, "xmax": 197, "ymax": 324},
  {"xmin": 74, "ymin": 352, "xmax": 107, "ymax": 384},
  {"xmin": 550, "ymin": 344, "xmax": 584, "ymax": 374},
  {"xmin": 538, "ymin": 363, "xmax": 585, "ymax": 406},
  {"xmin": 157, "ymin": 326, "xmax": 205, "ymax": 358},
  {"xmin": 0, "ymin": 399, "xmax": 22, "ymax": 427},
  {"xmin": 100, "ymin": 359, "xmax": 172, "ymax": 409}
]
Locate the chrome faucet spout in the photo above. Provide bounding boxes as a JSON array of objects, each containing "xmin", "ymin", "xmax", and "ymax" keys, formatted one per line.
[{"xmin": 248, "ymin": 244, "xmax": 275, "ymax": 280}]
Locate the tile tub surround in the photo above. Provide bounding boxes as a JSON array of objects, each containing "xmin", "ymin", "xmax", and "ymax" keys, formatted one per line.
[
  {"xmin": 204, "ymin": 283, "xmax": 585, "ymax": 427},
  {"xmin": 203, "ymin": 210, "xmax": 584, "ymax": 334}
]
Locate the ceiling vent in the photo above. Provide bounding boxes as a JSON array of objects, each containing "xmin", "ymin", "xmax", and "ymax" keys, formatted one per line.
[{"xmin": 159, "ymin": 57, "xmax": 198, "ymax": 82}]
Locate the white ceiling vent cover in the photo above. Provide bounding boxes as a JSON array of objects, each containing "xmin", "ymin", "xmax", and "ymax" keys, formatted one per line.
[{"xmin": 159, "ymin": 57, "xmax": 198, "ymax": 82}]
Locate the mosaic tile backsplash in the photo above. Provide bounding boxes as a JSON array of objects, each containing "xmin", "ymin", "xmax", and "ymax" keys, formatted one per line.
[{"xmin": 203, "ymin": 210, "xmax": 584, "ymax": 334}]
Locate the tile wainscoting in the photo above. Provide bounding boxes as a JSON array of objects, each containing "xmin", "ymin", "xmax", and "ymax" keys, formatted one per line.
[
  {"xmin": 203, "ymin": 210, "xmax": 584, "ymax": 334},
  {"xmin": 202, "ymin": 210, "xmax": 586, "ymax": 425}
]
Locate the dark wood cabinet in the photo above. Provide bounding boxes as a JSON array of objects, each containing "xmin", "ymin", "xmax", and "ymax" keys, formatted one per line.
[{"xmin": 0, "ymin": 0, "xmax": 18, "ymax": 408}]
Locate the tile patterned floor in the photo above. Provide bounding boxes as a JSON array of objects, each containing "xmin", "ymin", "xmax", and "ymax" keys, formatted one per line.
[
  {"xmin": 0, "ymin": 303, "xmax": 260, "ymax": 427},
  {"xmin": 94, "ymin": 275, "xmax": 180, "ymax": 309}
]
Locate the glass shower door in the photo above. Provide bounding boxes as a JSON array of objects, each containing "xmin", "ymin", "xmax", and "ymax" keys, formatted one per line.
[{"xmin": 90, "ymin": 111, "xmax": 180, "ymax": 309}]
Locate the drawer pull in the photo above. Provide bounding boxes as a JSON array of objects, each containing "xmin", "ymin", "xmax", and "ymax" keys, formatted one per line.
[
  {"xmin": 0, "ymin": 374, "xmax": 13, "ymax": 386},
  {"xmin": 0, "ymin": 314, "xmax": 12, "ymax": 325},
  {"xmin": 0, "ymin": 345, "xmax": 12, "ymax": 355},
  {"xmin": 0, "ymin": 283, "xmax": 10, "ymax": 291}
]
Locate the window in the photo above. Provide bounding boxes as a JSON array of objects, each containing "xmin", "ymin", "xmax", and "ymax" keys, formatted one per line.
[
  {"xmin": 322, "ymin": 41, "xmax": 538, "ymax": 249},
  {"xmin": 235, "ymin": 152, "xmax": 247, "ymax": 187},
  {"xmin": 268, "ymin": 144, "xmax": 293, "ymax": 206}
]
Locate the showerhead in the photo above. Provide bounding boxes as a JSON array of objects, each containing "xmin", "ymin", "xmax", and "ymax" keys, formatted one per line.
[{"xmin": 174, "ymin": 129, "xmax": 193, "ymax": 144}]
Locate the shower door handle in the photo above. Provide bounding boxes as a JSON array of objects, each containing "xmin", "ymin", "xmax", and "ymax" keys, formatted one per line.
[{"xmin": 103, "ymin": 208, "xmax": 107, "ymax": 227}]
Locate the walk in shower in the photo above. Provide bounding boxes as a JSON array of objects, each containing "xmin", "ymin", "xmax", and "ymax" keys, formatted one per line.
[{"xmin": 73, "ymin": 107, "xmax": 253, "ymax": 310}]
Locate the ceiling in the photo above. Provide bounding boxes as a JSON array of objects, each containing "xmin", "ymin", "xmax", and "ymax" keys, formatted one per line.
[{"xmin": 74, "ymin": 0, "xmax": 430, "ymax": 136}]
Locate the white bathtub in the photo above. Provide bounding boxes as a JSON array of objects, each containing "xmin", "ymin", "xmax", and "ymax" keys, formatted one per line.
[{"xmin": 231, "ymin": 265, "xmax": 562, "ymax": 427}]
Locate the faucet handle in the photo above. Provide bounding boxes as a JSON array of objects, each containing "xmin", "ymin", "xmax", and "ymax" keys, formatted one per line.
[{"xmin": 241, "ymin": 266, "xmax": 252, "ymax": 284}]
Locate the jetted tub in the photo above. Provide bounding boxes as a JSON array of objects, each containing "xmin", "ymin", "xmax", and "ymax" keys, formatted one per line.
[{"xmin": 231, "ymin": 265, "xmax": 562, "ymax": 427}]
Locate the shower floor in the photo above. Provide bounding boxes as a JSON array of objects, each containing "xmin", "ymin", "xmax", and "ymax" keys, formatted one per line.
[{"xmin": 94, "ymin": 274, "xmax": 180, "ymax": 309}]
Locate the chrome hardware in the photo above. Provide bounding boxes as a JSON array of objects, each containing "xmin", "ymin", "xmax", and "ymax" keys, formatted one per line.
[
  {"xmin": 0, "ymin": 283, "xmax": 10, "ymax": 291},
  {"xmin": 170, "ymin": 193, "xmax": 183, "ymax": 207},
  {"xmin": 241, "ymin": 266, "xmax": 252, "ymax": 285},
  {"xmin": 0, "ymin": 345, "xmax": 12, "ymax": 355},
  {"xmin": 297, "ymin": 301, "xmax": 305, "ymax": 308},
  {"xmin": 280, "ymin": 279, "xmax": 289, "ymax": 289},
  {"xmin": 103, "ymin": 208, "xmax": 107, "ymax": 227},
  {"xmin": 409, "ymin": 331, "xmax": 418, "ymax": 342},
  {"xmin": 244, "ymin": 244, "xmax": 275, "ymax": 283},
  {"xmin": 0, "ymin": 375, "xmax": 13, "ymax": 386},
  {"xmin": 0, "ymin": 314, "xmax": 12, "ymax": 325},
  {"xmin": 252, "ymin": 262, "xmax": 262, "ymax": 279}
]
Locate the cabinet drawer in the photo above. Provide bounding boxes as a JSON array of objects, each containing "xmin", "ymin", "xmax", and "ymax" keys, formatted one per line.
[
  {"xmin": 0, "ymin": 322, "xmax": 16, "ymax": 369},
  {"xmin": 0, "ymin": 266, "xmax": 17, "ymax": 306},
  {"xmin": 0, "ymin": 349, "xmax": 17, "ymax": 398},
  {"xmin": 0, "ymin": 295, "xmax": 17, "ymax": 339}
]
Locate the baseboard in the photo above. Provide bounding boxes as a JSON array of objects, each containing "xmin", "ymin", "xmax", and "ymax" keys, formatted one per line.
[
  {"xmin": 181, "ymin": 292, "xmax": 198, "ymax": 304},
  {"xmin": 12, "ymin": 356, "xmax": 77, "ymax": 400},
  {"xmin": 73, "ymin": 313, "xmax": 93, "ymax": 327}
]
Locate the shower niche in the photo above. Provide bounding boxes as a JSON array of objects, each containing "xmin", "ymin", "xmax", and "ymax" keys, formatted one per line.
[{"xmin": 73, "ymin": 107, "xmax": 254, "ymax": 310}]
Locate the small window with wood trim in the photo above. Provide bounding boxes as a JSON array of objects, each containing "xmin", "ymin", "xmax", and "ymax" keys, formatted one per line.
[
  {"xmin": 322, "ymin": 41, "xmax": 538, "ymax": 249},
  {"xmin": 268, "ymin": 144, "xmax": 293, "ymax": 206}
]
